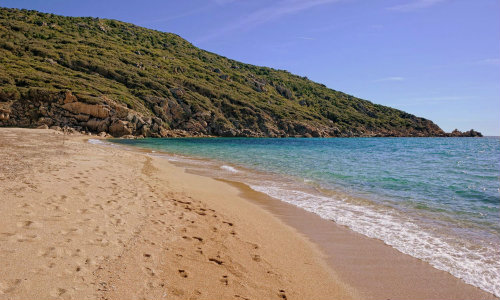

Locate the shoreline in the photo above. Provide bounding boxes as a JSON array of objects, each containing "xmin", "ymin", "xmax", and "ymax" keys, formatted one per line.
[
  {"xmin": 220, "ymin": 179, "xmax": 497, "ymax": 300},
  {"xmin": 0, "ymin": 128, "xmax": 496, "ymax": 299},
  {"xmin": 0, "ymin": 128, "xmax": 355, "ymax": 299},
  {"xmin": 108, "ymin": 136, "xmax": 498, "ymax": 299}
]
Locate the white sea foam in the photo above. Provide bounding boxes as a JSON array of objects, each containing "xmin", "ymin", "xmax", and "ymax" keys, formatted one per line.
[
  {"xmin": 249, "ymin": 184, "xmax": 500, "ymax": 297},
  {"xmin": 151, "ymin": 154, "xmax": 183, "ymax": 162},
  {"xmin": 88, "ymin": 138, "xmax": 107, "ymax": 145},
  {"xmin": 220, "ymin": 165, "xmax": 238, "ymax": 173}
]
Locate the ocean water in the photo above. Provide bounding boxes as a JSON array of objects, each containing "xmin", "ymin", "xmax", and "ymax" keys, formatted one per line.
[{"xmin": 110, "ymin": 137, "xmax": 500, "ymax": 296}]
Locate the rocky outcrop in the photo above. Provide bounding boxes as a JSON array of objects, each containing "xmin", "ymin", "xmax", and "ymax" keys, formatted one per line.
[
  {"xmin": 0, "ymin": 88, "xmax": 483, "ymax": 138},
  {"xmin": 0, "ymin": 89, "xmax": 178, "ymax": 137},
  {"xmin": 447, "ymin": 129, "xmax": 483, "ymax": 137},
  {"xmin": 0, "ymin": 88, "xmax": 484, "ymax": 138}
]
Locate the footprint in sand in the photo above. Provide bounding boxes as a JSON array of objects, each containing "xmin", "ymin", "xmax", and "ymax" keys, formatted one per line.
[
  {"xmin": 16, "ymin": 220, "xmax": 41, "ymax": 229},
  {"xmin": 209, "ymin": 258, "xmax": 224, "ymax": 265},
  {"xmin": 220, "ymin": 275, "xmax": 229, "ymax": 286},
  {"xmin": 50, "ymin": 287, "xmax": 67, "ymax": 298},
  {"xmin": 171, "ymin": 287, "xmax": 185, "ymax": 296},
  {"xmin": 278, "ymin": 289, "xmax": 287, "ymax": 299},
  {"xmin": 76, "ymin": 208, "xmax": 90, "ymax": 214},
  {"xmin": 0, "ymin": 279, "xmax": 22, "ymax": 294},
  {"xmin": 16, "ymin": 233, "xmax": 40, "ymax": 242},
  {"xmin": 144, "ymin": 267, "xmax": 156, "ymax": 277}
]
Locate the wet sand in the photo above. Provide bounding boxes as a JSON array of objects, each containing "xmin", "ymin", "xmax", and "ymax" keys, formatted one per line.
[{"xmin": 222, "ymin": 180, "xmax": 498, "ymax": 300}]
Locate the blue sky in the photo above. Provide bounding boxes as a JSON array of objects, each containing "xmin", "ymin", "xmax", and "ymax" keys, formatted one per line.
[{"xmin": 3, "ymin": 0, "xmax": 499, "ymax": 135}]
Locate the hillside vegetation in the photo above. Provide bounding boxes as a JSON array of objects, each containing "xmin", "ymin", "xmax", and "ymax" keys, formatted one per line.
[{"xmin": 0, "ymin": 7, "xmax": 481, "ymax": 137}]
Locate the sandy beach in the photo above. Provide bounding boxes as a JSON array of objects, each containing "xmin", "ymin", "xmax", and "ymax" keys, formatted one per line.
[
  {"xmin": 0, "ymin": 128, "xmax": 354, "ymax": 299},
  {"xmin": 0, "ymin": 128, "xmax": 497, "ymax": 300}
]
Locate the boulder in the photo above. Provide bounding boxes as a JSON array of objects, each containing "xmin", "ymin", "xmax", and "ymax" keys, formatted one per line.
[
  {"xmin": 114, "ymin": 105, "xmax": 129, "ymax": 118},
  {"xmin": 0, "ymin": 108, "xmax": 10, "ymax": 121},
  {"xmin": 109, "ymin": 120, "xmax": 132, "ymax": 137},
  {"xmin": 86, "ymin": 118, "xmax": 109, "ymax": 132},
  {"xmin": 37, "ymin": 117, "xmax": 53, "ymax": 126},
  {"xmin": 120, "ymin": 135, "xmax": 135, "ymax": 139}
]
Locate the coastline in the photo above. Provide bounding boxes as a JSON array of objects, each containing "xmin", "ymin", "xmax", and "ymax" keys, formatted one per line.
[
  {"xmin": 110, "ymin": 136, "xmax": 499, "ymax": 299},
  {"xmin": 0, "ymin": 128, "xmax": 496, "ymax": 299},
  {"xmin": 220, "ymin": 180, "xmax": 497, "ymax": 300},
  {"xmin": 0, "ymin": 128, "xmax": 355, "ymax": 299}
]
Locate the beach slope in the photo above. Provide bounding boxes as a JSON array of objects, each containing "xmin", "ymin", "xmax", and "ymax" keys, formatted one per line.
[{"xmin": 0, "ymin": 128, "xmax": 354, "ymax": 299}]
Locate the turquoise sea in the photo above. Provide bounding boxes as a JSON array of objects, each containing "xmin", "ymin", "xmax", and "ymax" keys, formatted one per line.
[{"xmin": 109, "ymin": 137, "xmax": 500, "ymax": 296}]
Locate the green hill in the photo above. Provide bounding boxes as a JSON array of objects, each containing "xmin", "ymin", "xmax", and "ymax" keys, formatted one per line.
[{"xmin": 0, "ymin": 7, "xmax": 481, "ymax": 137}]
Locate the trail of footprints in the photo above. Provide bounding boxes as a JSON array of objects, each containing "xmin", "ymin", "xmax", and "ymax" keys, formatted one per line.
[
  {"xmin": 92, "ymin": 174, "xmax": 290, "ymax": 300},
  {"xmin": 1, "ymin": 131, "xmax": 289, "ymax": 299},
  {"xmin": 141, "ymin": 193, "xmax": 287, "ymax": 299},
  {"xmin": 1, "ymin": 147, "xmax": 150, "ymax": 298}
]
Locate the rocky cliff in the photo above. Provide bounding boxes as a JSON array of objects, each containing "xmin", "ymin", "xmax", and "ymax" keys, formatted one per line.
[{"xmin": 0, "ymin": 8, "xmax": 481, "ymax": 137}]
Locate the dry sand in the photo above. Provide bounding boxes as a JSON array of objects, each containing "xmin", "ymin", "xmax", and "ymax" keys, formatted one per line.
[{"xmin": 0, "ymin": 128, "xmax": 355, "ymax": 300}]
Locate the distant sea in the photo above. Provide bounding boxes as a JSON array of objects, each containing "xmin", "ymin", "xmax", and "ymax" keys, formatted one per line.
[{"xmin": 110, "ymin": 137, "xmax": 500, "ymax": 296}]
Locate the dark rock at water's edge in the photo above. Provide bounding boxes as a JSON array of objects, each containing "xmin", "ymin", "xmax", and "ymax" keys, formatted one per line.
[
  {"xmin": 446, "ymin": 129, "xmax": 483, "ymax": 137},
  {"xmin": 0, "ymin": 8, "xmax": 482, "ymax": 138}
]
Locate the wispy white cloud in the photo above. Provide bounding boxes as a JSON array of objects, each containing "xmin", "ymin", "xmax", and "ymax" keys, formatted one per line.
[
  {"xmin": 196, "ymin": 0, "xmax": 342, "ymax": 43},
  {"xmin": 374, "ymin": 76, "xmax": 405, "ymax": 82},
  {"xmin": 387, "ymin": 0, "xmax": 445, "ymax": 12}
]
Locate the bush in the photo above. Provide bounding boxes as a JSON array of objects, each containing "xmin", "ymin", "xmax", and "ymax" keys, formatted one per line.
[{"xmin": 0, "ymin": 86, "xmax": 20, "ymax": 102}]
